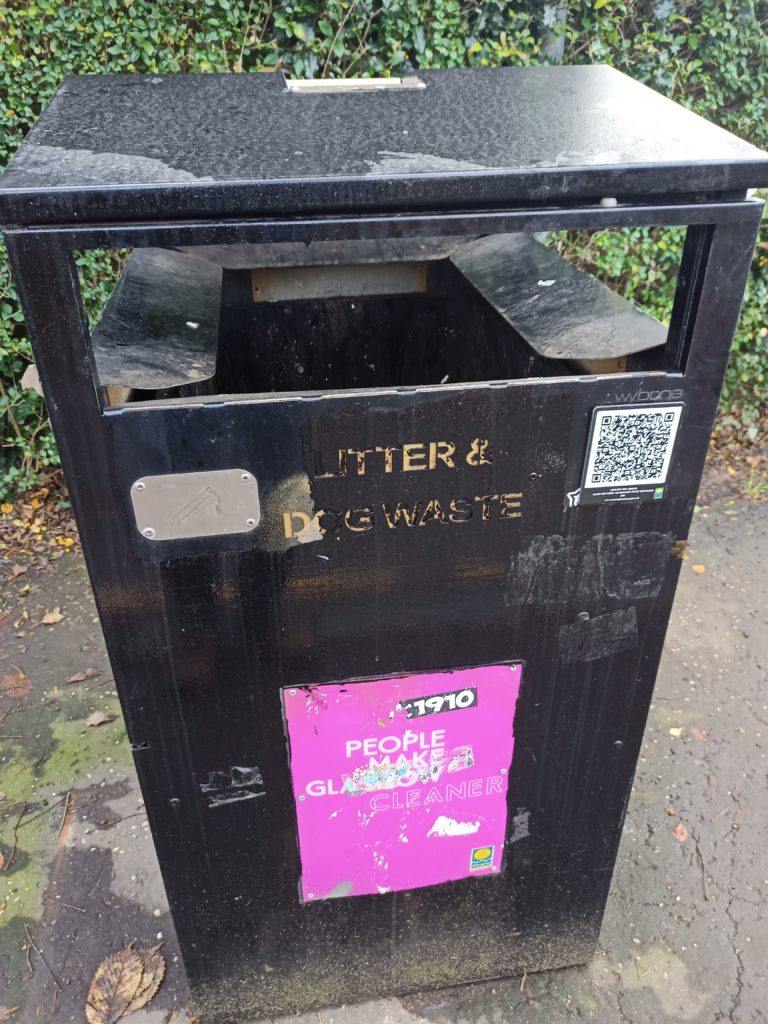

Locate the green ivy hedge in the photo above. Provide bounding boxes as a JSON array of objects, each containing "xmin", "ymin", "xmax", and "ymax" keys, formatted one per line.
[{"xmin": 1, "ymin": 0, "xmax": 766, "ymax": 496}]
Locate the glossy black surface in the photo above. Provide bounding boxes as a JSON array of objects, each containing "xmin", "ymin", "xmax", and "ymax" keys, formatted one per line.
[
  {"xmin": 452, "ymin": 234, "xmax": 666, "ymax": 361},
  {"xmin": 91, "ymin": 248, "xmax": 220, "ymax": 390},
  {"xmin": 2, "ymin": 65, "xmax": 768, "ymax": 223},
  {"xmin": 2, "ymin": 65, "xmax": 765, "ymax": 1024}
]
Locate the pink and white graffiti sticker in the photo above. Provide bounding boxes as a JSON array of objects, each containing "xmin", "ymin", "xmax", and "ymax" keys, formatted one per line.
[{"xmin": 283, "ymin": 663, "xmax": 522, "ymax": 902}]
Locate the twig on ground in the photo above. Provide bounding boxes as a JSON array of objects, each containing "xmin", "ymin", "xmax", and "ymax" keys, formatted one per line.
[
  {"xmin": 92, "ymin": 811, "xmax": 146, "ymax": 831},
  {"xmin": 44, "ymin": 892, "xmax": 85, "ymax": 914},
  {"xmin": 16, "ymin": 795, "xmax": 65, "ymax": 829},
  {"xmin": 695, "ymin": 839, "xmax": 710, "ymax": 901},
  {"xmin": 23, "ymin": 923, "xmax": 63, "ymax": 992},
  {"xmin": 56, "ymin": 790, "xmax": 71, "ymax": 840},
  {"xmin": 3, "ymin": 801, "xmax": 27, "ymax": 871}
]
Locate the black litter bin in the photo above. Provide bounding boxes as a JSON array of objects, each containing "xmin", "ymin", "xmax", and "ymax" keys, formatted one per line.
[{"xmin": 2, "ymin": 66, "xmax": 767, "ymax": 1023}]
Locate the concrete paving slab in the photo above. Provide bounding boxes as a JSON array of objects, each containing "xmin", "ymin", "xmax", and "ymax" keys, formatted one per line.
[{"xmin": 1, "ymin": 498, "xmax": 766, "ymax": 1023}]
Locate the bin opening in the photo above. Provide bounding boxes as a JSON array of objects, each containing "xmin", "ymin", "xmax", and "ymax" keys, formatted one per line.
[{"xmin": 83, "ymin": 231, "xmax": 679, "ymax": 406}]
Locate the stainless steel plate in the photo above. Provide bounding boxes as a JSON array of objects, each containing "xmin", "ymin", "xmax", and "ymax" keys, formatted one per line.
[{"xmin": 130, "ymin": 469, "xmax": 260, "ymax": 541}]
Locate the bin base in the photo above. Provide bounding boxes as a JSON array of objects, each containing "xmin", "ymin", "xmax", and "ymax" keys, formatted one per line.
[{"xmin": 186, "ymin": 917, "xmax": 601, "ymax": 1023}]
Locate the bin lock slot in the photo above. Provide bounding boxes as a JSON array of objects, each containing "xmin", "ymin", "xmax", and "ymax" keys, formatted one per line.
[{"xmin": 284, "ymin": 75, "xmax": 425, "ymax": 94}]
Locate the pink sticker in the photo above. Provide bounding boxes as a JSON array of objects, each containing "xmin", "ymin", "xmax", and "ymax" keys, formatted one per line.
[{"xmin": 283, "ymin": 663, "xmax": 522, "ymax": 901}]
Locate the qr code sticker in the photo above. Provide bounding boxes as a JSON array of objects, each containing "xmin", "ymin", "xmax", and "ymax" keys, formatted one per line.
[{"xmin": 584, "ymin": 405, "xmax": 683, "ymax": 488}]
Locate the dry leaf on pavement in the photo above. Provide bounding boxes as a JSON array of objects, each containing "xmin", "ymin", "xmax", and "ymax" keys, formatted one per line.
[
  {"xmin": 86, "ymin": 711, "xmax": 115, "ymax": 727},
  {"xmin": 0, "ymin": 1008, "xmax": 19, "ymax": 1022},
  {"xmin": 42, "ymin": 607, "xmax": 65, "ymax": 624},
  {"xmin": 672, "ymin": 822, "xmax": 689, "ymax": 842},
  {"xmin": 66, "ymin": 668, "xmax": 100, "ymax": 683},
  {"xmin": 1, "ymin": 670, "xmax": 31, "ymax": 701},
  {"xmin": 85, "ymin": 943, "xmax": 165, "ymax": 1024}
]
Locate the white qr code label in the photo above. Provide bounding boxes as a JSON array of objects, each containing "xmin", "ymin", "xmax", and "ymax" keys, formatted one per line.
[{"xmin": 579, "ymin": 404, "xmax": 683, "ymax": 505}]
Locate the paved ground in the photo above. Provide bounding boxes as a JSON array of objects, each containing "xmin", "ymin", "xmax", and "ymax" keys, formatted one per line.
[{"xmin": 1, "ymin": 496, "xmax": 766, "ymax": 1024}]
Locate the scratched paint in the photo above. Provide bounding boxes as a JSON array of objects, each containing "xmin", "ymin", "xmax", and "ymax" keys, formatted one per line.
[{"xmin": 283, "ymin": 664, "xmax": 522, "ymax": 901}]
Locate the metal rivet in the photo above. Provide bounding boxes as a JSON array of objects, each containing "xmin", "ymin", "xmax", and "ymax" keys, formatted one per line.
[
  {"xmin": 299, "ymin": 795, "xmax": 306, "ymax": 801},
  {"xmin": 241, "ymin": 473, "xmax": 251, "ymax": 482},
  {"xmin": 246, "ymin": 518, "xmax": 256, "ymax": 528},
  {"xmin": 491, "ymin": 865, "xmax": 499, "ymax": 872},
  {"xmin": 500, "ymin": 768, "xmax": 507, "ymax": 775},
  {"xmin": 289, "ymin": 689, "xmax": 297, "ymax": 696},
  {"xmin": 142, "ymin": 527, "xmax": 156, "ymax": 539},
  {"xmin": 577, "ymin": 611, "xmax": 590, "ymax": 621},
  {"xmin": 135, "ymin": 481, "xmax": 145, "ymax": 491},
  {"xmin": 307, "ymin": 893, "xmax": 315, "ymax": 900}
]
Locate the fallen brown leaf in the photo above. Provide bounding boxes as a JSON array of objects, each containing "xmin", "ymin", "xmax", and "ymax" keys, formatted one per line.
[
  {"xmin": 0, "ymin": 852, "xmax": 5, "ymax": 870},
  {"xmin": 85, "ymin": 944, "xmax": 165, "ymax": 1024},
  {"xmin": 672, "ymin": 822, "xmax": 689, "ymax": 842},
  {"xmin": 124, "ymin": 945, "xmax": 166, "ymax": 1014},
  {"xmin": 9, "ymin": 565, "xmax": 27, "ymax": 579},
  {"xmin": 66, "ymin": 668, "xmax": 100, "ymax": 684},
  {"xmin": 0, "ymin": 1008, "xmax": 19, "ymax": 1022},
  {"xmin": 86, "ymin": 711, "xmax": 115, "ymax": 727},
  {"xmin": 42, "ymin": 607, "xmax": 64, "ymax": 625},
  {"xmin": 0, "ymin": 670, "xmax": 31, "ymax": 701}
]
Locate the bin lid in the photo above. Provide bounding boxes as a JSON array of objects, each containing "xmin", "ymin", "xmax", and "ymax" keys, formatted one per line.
[{"xmin": 1, "ymin": 65, "xmax": 768, "ymax": 225}]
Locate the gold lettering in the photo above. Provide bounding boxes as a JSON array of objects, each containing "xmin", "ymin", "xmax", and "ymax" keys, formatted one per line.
[
  {"xmin": 402, "ymin": 443, "xmax": 427, "ymax": 471},
  {"xmin": 347, "ymin": 448, "xmax": 375, "ymax": 476},
  {"xmin": 312, "ymin": 451, "xmax": 337, "ymax": 479},
  {"xmin": 499, "ymin": 493, "xmax": 523, "ymax": 519},
  {"xmin": 466, "ymin": 438, "xmax": 492, "ymax": 467},
  {"xmin": 345, "ymin": 507, "xmax": 374, "ymax": 532},
  {"xmin": 374, "ymin": 446, "xmax": 401, "ymax": 473},
  {"xmin": 283, "ymin": 511, "xmax": 312, "ymax": 539},
  {"xmin": 448, "ymin": 497, "xmax": 473, "ymax": 523},
  {"xmin": 429, "ymin": 441, "xmax": 456, "ymax": 469},
  {"xmin": 418, "ymin": 499, "xmax": 447, "ymax": 526},
  {"xmin": 382, "ymin": 501, "xmax": 421, "ymax": 528},
  {"xmin": 474, "ymin": 494, "xmax": 499, "ymax": 520}
]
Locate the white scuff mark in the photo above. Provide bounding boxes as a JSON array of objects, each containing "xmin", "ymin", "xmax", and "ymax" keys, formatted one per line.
[
  {"xmin": 328, "ymin": 809, "xmax": 341, "ymax": 820},
  {"xmin": 377, "ymin": 885, "xmax": 391, "ymax": 894},
  {"xmin": 317, "ymin": 554, "xmax": 330, "ymax": 561},
  {"xmin": 552, "ymin": 149, "xmax": 623, "ymax": 167},
  {"xmin": 537, "ymin": 279, "xmax": 555, "ymax": 287},
  {"xmin": 186, "ymin": 320, "xmax": 200, "ymax": 329},
  {"xmin": 399, "ymin": 833, "xmax": 409, "ymax": 843},
  {"xmin": 365, "ymin": 150, "xmax": 488, "ymax": 175},
  {"xmin": 295, "ymin": 514, "xmax": 324, "ymax": 544},
  {"xmin": 11, "ymin": 143, "xmax": 216, "ymax": 184},
  {"xmin": 427, "ymin": 815, "xmax": 480, "ymax": 837},
  {"xmin": 325, "ymin": 880, "xmax": 353, "ymax": 899}
]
